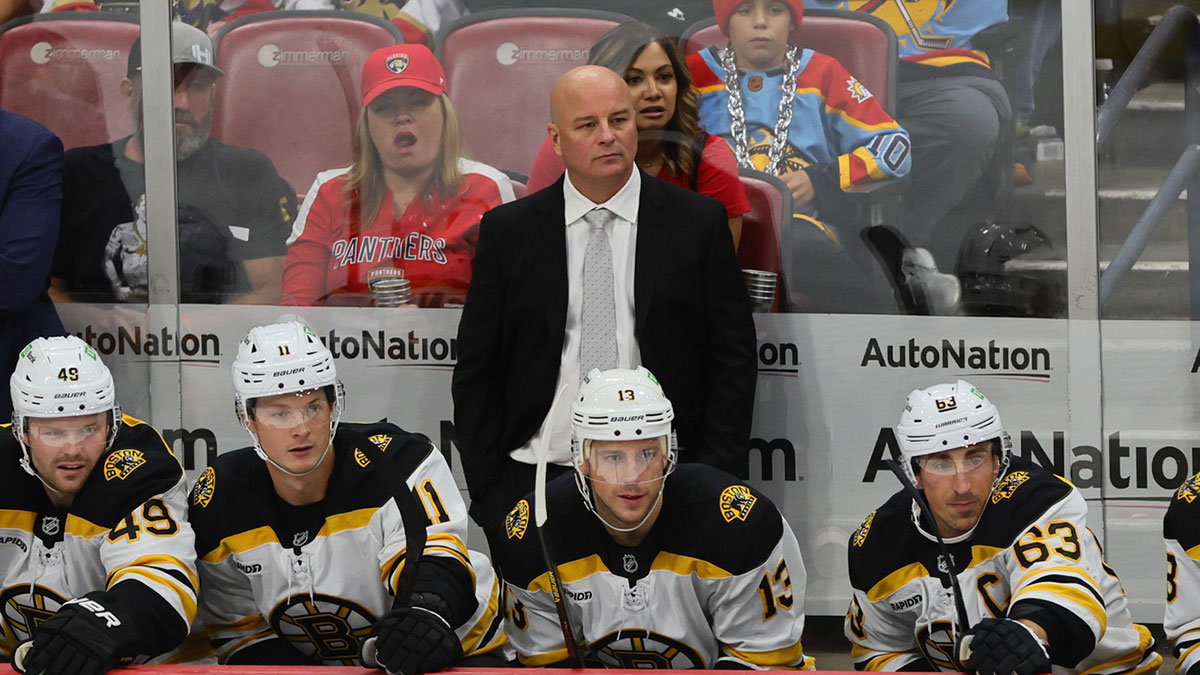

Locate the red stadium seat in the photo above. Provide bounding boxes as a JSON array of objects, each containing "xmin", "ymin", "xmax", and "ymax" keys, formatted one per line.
[
  {"xmin": 680, "ymin": 9, "xmax": 898, "ymax": 114},
  {"xmin": 434, "ymin": 9, "xmax": 635, "ymax": 177},
  {"xmin": 737, "ymin": 169, "xmax": 792, "ymax": 313},
  {"xmin": 211, "ymin": 11, "xmax": 402, "ymax": 195},
  {"xmin": 0, "ymin": 14, "xmax": 139, "ymax": 150}
]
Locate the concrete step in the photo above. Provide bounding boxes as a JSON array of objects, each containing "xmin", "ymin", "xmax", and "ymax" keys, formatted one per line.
[{"xmin": 1109, "ymin": 82, "xmax": 1190, "ymax": 169}]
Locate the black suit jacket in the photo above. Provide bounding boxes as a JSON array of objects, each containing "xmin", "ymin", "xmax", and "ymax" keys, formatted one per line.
[{"xmin": 452, "ymin": 172, "xmax": 757, "ymax": 505}]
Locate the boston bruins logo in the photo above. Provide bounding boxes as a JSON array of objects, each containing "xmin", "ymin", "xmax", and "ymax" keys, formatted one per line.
[
  {"xmin": 505, "ymin": 499, "xmax": 530, "ymax": 540},
  {"xmin": 591, "ymin": 629, "xmax": 706, "ymax": 669},
  {"xmin": 719, "ymin": 485, "xmax": 757, "ymax": 523},
  {"xmin": 1177, "ymin": 473, "xmax": 1200, "ymax": 503},
  {"xmin": 103, "ymin": 448, "xmax": 145, "ymax": 481},
  {"xmin": 990, "ymin": 471, "xmax": 1030, "ymax": 504},
  {"xmin": 740, "ymin": 126, "xmax": 809, "ymax": 175},
  {"xmin": 192, "ymin": 467, "xmax": 216, "ymax": 508},
  {"xmin": 851, "ymin": 510, "xmax": 876, "ymax": 547},
  {"xmin": 0, "ymin": 584, "xmax": 66, "ymax": 644},
  {"xmin": 269, "ymin": 593, "xmax": 377, "ymax": 665}
]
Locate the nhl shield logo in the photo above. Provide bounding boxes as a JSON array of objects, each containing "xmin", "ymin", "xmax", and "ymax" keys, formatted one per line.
[
  {"xmin": 937, "ymin": 553, "xmax": 955, "ymax": 574},
  {"xmin": 386, "ymin": 53, "xmax": 409, "ymax": 74},
  {"xmin": 293, "ymin": 531, "xmax": 309, "ymax": 548},
  {"xmin": 41, "ymin": 516, "xmax": 60, "ymax": 536},
  {"xmin": 623, "ymin": 554, "xmax": 638, "ymax": 573}
]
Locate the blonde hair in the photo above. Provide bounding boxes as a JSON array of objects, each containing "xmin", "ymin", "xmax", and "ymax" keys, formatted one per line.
[{"xmin": 343, "ymin": 92, "xmax": 465, "ymax": 224}]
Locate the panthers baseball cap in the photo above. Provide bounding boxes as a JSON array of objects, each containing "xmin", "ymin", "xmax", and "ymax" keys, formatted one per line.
[
  {"xmin": 361, "ymin": 44, "xmax": 447, "ymax": 107},
  {"xmin": 713, "ymin": 0, "xmax": 804, "ymax": 38},
  {"xmin": 127, "ymin": 22, "xmax": 223, "ymax": 79}
]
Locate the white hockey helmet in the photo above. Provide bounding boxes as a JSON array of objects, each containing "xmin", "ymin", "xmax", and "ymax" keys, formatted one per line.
[
  {"xmin": 9, "ymin": 336, "xmax": 122, "ymax": 473},
  {"xmin": 571, "ymin": 366, "xmax": 676, "ymax": 458},
  {"xmin": 232, "ymin": 322, "xmax": 344, "ymax": 467},
  {"xmin": 895, "ymin": 379, "xmax": 1010, "ymax": 483}
]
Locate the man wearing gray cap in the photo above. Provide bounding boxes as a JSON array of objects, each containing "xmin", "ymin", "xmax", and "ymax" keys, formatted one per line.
[{"xmin": 50, "ymin": 22, "xmax": 295, "ymax": 305}]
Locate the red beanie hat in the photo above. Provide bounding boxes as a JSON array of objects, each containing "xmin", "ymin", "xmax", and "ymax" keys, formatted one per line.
[{"xmin": 713, "ymin": 0, "xmax": 804, "ymax": 38}]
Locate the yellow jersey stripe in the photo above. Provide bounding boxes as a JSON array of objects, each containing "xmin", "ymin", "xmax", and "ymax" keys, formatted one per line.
[
  {"xmin": 107, "ymin": 554, "xmax": 199, "ymax": 589},
  {"xmin": 1016, "ymin": 582, "xmax": 1107, "ymax": 635},
  {"xmin": 650, "ymin": 552, "xmax": 732, "ymax": 579},
  {"xmin": 723, "ymin": 640, "xmax": 809, "ymax": 669},
  {"xmin": 1184, "ymin": 542, "xmax": 1200, "ymax": 561},
  {"xmin": 518, "ymin": 647, "xmax": 570, "ymax": 667},
  {"xmin": 459, "ymin": 575, "xmax": 501, "ymax": 653},
  {"xmin": 529, "ymin": 554, "xmax": 608, "ymax": 592},
  {"xmin": 1175, "ymin": 642, "xmax": 1200, "ymax": 674},
  {"xmin": 0, "ymin": 510, "xmax": 35, "ymax": 531},
  {"xmin": 202, "ymin": 526, "xmax": 277, "ymax": 562},
  {"xmin": 1081, "ymin": 624, "xmax": 1159, "ymax": 674},
  {"xmin": 108, "ymin": 567, "xmax": 198, "ymax": 623},
  {"xmin": 867, "ymin": 562, "xmax": 929, "ymax": 602}
]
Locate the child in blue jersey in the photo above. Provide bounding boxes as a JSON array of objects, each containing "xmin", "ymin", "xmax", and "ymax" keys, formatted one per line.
[{"xmin": 689, "ymin": 0, "xmax": 931, "ymax": 313}]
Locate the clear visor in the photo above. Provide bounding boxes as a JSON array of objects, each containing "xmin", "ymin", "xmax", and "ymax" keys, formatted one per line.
[
  {"xmin": 583, "ymin": 440, "xmax": 668, "ymax": 485},
  {"xmin": 916, "ymin": 452, "xmax": 991, "ymax": 476},
  {"xmin": 27, "ymin": 419, "xmax": 107, "ymax": 448},
  {"xmin": 251, "ymin": 392, "xmax": 332, "ymax": 429}
]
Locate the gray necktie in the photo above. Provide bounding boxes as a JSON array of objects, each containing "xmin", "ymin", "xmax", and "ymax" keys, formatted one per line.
[{"xmin": 580, "ymin": 208, "xmax": 618, "ymax": 380}]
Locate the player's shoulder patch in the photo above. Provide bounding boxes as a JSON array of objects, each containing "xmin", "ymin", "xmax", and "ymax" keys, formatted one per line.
[
  {"xmin": 505, "ymin": 499, "xmax": 530, "ymax": 540},
  {"xmin": 718, "ymin": 484, "xmax": 757, "ymax": 522},
  {"xmin": 192, "ymin": 466, "xmax": 216, "ymax": 509},
  {"xmin": 851, "ymin": 510, "xmax": 877, "ymax": 548},
  {"xmin": 989, "ymin": 469, "xmax": 1033, "ymax": 504},
  {"xmin": 1176, "ymin": 472, "xmax": 1200, "ymax": 503},
  {"xmin": 72, "ymin": 420, "xmax": 185, "ymax": 527},
  {"xmin": 971, "ymin": 457, "xmax": 1074, "ymax": 549},
  {"xmin": 656, "ymin": 465, "xmax": 784, "ymax": 574},
  {"xmin": 1166, "ymin": 472, "xmax": 1200, "ymax": 547}
]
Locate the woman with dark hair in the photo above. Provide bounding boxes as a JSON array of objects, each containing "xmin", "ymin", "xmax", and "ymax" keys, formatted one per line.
[
  {"xmin": 282, "ymin": 44, "xmax": 515, "ymax": 307},
  {"xmin": 526, "ymin": 21, "xmax": 749, "ymax": 247}
]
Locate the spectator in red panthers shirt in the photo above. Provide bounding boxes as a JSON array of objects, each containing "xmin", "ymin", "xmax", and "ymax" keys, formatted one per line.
[{"xmin": 281, "ymin": 44, "xmax": 515, "ymax": 308}]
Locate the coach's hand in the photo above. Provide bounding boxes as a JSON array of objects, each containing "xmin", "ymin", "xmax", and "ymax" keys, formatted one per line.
[
  {"xmin": 968, "ymin": 618, "xmax": 1051, "ymax": 675},
  {"xmin": 367, "ymin": 593, "xmax": 463, "ymax": 675},
  {"xmin": 18, "ymin": 593, "xmax": 137, "ymax": 675}
]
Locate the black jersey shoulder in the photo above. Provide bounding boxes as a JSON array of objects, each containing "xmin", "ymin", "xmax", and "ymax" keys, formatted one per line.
[
  {"xmin": 846, "ymin": 488, "xmax": 926, "ymax": 593},
  {"xmin": 653, "ymin": 464, "xmax": 785, "ymax": 575},
  {"xmin": 188, "ymin": 446, "xmax": 276, "ymax": 556},
  {"xmin": 968, "ymin": 455, "xmax": 1075, "ymax": 549},
  {"xmin": 70, "ymin": 416, "xmax": 185, "ymax": 528},
  {"xmin": 322, "ymin": 421, "xmax": 439, "ymax": 514},
  {"xmin": 493, "ymin": 472, "xmax": 593, "ymax": 590},
  {"xmin": 1165, "ymin": 472, "xmax": 1200, "ymax": 547}
]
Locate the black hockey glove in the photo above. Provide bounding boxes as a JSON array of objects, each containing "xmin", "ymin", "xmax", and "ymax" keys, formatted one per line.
[
  {"xmin": 968, "ymin": 618, "xmax": 1052, "ymax": 675},
  {"xmin": 364, "ymin": 593, "xmax": 463, "ymax": 675},
  {"xmin": 16, "ymin": 593, "xmax": 139, "ymax": 675}
]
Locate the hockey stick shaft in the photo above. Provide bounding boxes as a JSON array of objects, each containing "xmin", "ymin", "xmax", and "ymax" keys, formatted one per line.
[
  {"xmin": 882, "ymin": 458, "xmax": 975, "ymax": 667},
  {"xmin": 534, "ymin": 384, "xmax": 584, "ymax": 667}
]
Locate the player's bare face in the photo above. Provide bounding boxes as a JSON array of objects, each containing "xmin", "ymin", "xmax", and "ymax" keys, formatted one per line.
[
  {"xmin": 625, "ymin": 42, "xmax": 678, "ymax": 132},
  {"xmin": 550, "ymin": 74, "xmax": 637, "ymax": 189},
  {"xmin": 249, "ymin": 389, "xmax": 333, "ymax": 476},
  {"xmin": 367, "ymin": 88, "xmax": 444, "ymax": 181},
  {"xmin": 26, "ymin": 413, "xmax": 110, "ymax": 506},
  {"xmin": 583, "ymin": 438, "xmax": 668, "ymax": 534},
  {"xmin": 915, "ymin": 442, "xmax": 999, "ymax": 538},
  {"xmin": 728, "ymin": 0, "xmax": 793, "ymax": 71}
]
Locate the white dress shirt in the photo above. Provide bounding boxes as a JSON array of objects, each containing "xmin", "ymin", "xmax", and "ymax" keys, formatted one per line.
[{"xmin": 510, "ymin": 169, "xmax": 642, "ymax": 467}]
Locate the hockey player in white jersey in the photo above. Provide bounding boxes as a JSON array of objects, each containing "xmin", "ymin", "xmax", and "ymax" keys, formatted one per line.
[
  {"xmin": 494, "ymin": 367, "xmax": 811, "ymax": 669},
  {"xmin": 1164, "ymin": 472, "xmax": 1200, "ymax": 675},
  {"xmin": 846, "ymin": 380, "xmax": 1160, "ymax": 675},
  {"xmin": 3, "ymin": 336, "xmax": 197, "ymax": 675},
  {"xmin": 188, "ymin": 321, "xmax": 506, "ymax": 669}
]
